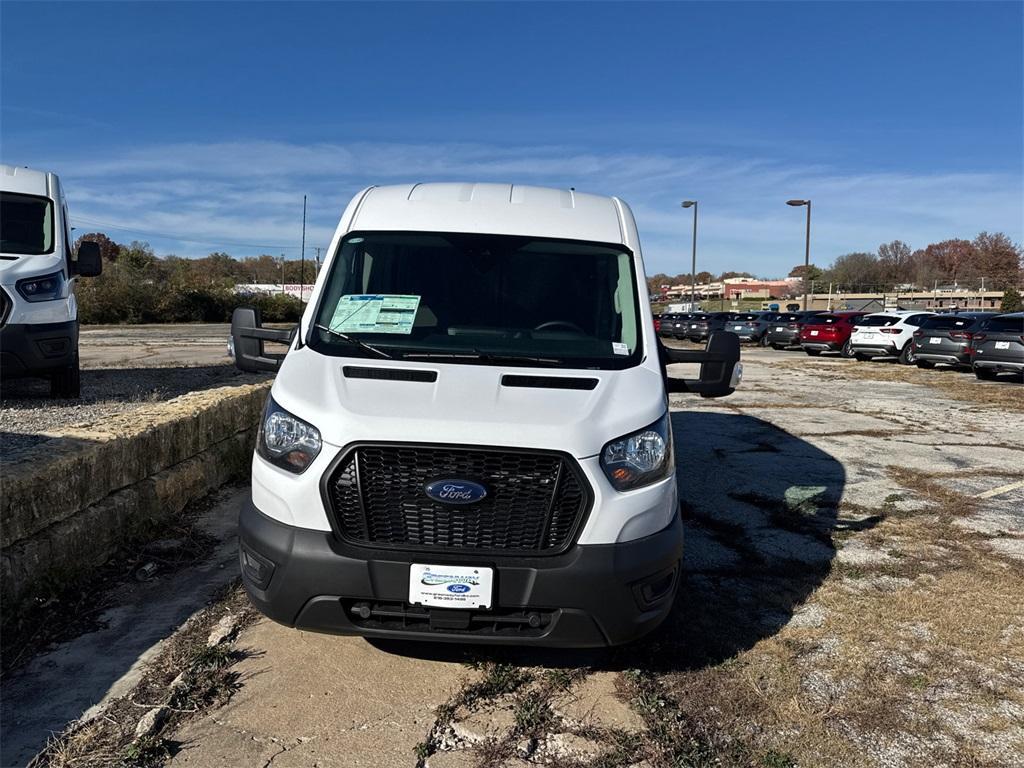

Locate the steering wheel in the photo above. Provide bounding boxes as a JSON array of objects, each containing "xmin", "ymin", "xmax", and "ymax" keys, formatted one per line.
[{"xmin": 534, "ymin": 320, "xmax": 585, "ymax": 334}]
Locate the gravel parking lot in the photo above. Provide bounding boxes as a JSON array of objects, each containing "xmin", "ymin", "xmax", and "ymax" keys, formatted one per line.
[
  {"xmin": 5, "ymin": 337, "xmax": 1023, "ymax": 768},
  {"xmin": 1, "ymin": 324, "xmax": 264, "ymax": 460}
]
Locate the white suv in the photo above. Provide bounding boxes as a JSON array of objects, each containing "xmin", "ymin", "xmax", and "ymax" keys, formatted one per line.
[{"xmin": 849, "ymin": 310, "xmax": 935, "ymax": 365}]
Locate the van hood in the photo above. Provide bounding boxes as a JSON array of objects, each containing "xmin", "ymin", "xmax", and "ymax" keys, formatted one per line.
[
  {"xmin": 270, "ymin": 345, "xmax": 668, "ymax": 459},
  {"xmin": 0, "ymin": 253, "xmax": 66, "ymax": 283}
]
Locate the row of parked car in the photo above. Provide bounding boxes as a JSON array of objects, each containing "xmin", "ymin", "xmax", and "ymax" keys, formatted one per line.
[{"xmin": 655, "ymin": 309, "xmax": 1024, "ymax": 382}]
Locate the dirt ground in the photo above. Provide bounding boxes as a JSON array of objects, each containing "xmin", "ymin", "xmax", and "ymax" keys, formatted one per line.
[{"xmin": 9, "ymin": 345, "xmax": 1023, "ymax": 768}]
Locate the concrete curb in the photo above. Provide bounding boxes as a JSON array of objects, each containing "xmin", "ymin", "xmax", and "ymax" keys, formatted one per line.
[{"xmin": 1, "ymin": 381, "xmax": 271, "ymax": 606}]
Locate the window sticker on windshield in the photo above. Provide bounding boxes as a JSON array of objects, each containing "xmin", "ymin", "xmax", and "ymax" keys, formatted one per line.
[
  {"xmin": 330, "ymin": 294, "xmax": 421, "ymax": 335},
  {"xmin": 611, "ymin": 342, "xmax": 630, "ymax": 355}
]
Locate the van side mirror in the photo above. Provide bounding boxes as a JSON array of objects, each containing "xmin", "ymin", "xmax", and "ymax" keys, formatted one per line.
[
  {"xmin": 662, "ymin": 331, "xmax": 742, "ymax": 398},
  {"xmin": 75, "ymin": 241, "xmax": 103, "ymax": 277},
  {"xmin": 231, "ymin": 306, "xmax": 296, "ymax": 373}
]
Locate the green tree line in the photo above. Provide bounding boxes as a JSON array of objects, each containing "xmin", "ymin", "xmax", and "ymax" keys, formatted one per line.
[{"xmin": 73, "ymin": 234, "xmax": 315, "ymax": 324}]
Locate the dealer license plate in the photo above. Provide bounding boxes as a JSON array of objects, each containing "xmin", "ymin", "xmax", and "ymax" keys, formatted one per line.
[
  {"xmin": 995, "ymin": 341, "xmax": 1010, "ymax": 349},
  {"xmin": 691, "ymin": 323, "xmax": 698, "ymax": 328},
  {"xmin": 810, "ymin": 330, "xmax": 819, "ymax": 336},
  {"xmin": 409, "ymin": 564, "xmax": 493, "ymax": 609},
  {"xmin": 775, "ymin": 326, "xmax": 784, "ymax": 331},
  {"xmin": 929, "ymin": 337, "xmax": 942, "ymax": 344}
]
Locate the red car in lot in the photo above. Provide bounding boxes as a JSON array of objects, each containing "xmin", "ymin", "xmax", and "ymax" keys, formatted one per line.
[{"xmin": 799, "ymin": 311, "xmax": 869, "ymax": 357}]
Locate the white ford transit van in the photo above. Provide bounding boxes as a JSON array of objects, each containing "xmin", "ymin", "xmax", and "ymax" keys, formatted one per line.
[
  {"xmin": 1, "ymin": 165, "xmax": 102, "ymax": 397},
  {"xmin": 232, "ymin": 183, "xmax": 741, "ymax": 647}
]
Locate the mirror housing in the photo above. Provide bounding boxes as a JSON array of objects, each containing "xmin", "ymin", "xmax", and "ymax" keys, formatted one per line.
[
  {"xmin": 75, "ymin": 241, "xmax": 103, "ymax": 277},
  {"xmin": 663, "ymin": 331, "xmax": 742, "ymax": 398},
  {"xmin": 231, "ymin": 306, "xmax": 296, "ymax": 373}
]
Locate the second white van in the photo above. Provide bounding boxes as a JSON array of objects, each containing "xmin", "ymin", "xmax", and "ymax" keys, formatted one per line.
[{"xmin": 1, "ymin": 164, "xmax": 102, "ymax": 397}]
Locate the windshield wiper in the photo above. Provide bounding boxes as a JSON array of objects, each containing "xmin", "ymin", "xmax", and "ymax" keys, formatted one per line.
[
  {"xmin": 400, "ymin": 350, "xmax": 565, "ymax": 366},
  {"xmin": 314, "ymin": 324, "xmax": 393, "ymax": 359}
]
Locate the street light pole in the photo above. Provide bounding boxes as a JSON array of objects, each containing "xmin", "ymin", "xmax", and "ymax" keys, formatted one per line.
[
  {"xmin": 681, "ymin": 200, "xmax": 698, "ymax": 310},
  {"xmin": 787, "ymin": 199, "xmax": 812, "ymax": 310}
]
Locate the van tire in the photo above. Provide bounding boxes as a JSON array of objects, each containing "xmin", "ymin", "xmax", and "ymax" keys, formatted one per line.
[
  {"xmin": 51, "ymin": 355, "xmax": 81, "ymax": 399},
  {"xmin": 840, "ymin": 340, "xmax": 855, "ymax": 358},
  {"xmin": 898, "ymin": 343, "xmax": 916, "ymax": 365}
]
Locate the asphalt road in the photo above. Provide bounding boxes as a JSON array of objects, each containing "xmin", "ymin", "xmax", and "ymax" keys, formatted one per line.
[{"xmin": 79, "ymin": 323, "xmax": 235, "ymax": 368}]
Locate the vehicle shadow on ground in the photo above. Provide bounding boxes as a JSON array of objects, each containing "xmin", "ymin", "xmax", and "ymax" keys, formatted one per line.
[{"xmin": 371, "ymin": 411, "xmax": 861, "ymax": 673}]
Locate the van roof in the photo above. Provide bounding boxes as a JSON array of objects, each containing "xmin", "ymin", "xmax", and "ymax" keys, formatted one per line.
[
  {"xmin": 1, "ymin": 164, "xmax": 53, "ymax": 198},
  {"xmin": 349, "ymin": 183, "xmax": 627, "ymax": 245}
]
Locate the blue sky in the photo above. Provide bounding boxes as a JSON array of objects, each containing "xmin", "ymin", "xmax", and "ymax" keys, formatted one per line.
[{"xmin": 2, "ymin": 1, "xmax": 1021, "ymax": 277}]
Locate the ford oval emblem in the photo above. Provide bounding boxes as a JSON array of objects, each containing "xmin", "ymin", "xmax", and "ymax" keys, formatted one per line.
[
  {"xmin": 424, "ymin": 479, "xmax": 487, "ymax": 505},
  {"xmin": 447, "ymin": 584, "xmax": 471, "ymax": 593}
]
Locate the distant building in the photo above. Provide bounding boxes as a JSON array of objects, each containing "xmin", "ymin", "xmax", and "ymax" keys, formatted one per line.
[
  {"xmin": 234, "ymin": 283, "xmax": 314, "ymax": 301},
  {"xmin": 663, "ymin": 277, "xmax": 798, "ymax": 300}
]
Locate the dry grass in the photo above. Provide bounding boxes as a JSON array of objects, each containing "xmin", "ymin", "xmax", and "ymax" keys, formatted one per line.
[
  {"xmin": 773, "ymin": 358, "xmax": 1024, "ymax": 411},
  {"xmin": 652, "ymin": 470, "xmax": 1024, "ymax": 768},
  {"xmin": 30, "ymin": 582, "xmax": 258, "ymax": 768}
]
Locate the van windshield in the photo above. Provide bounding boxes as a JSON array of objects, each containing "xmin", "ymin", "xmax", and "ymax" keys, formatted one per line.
[
  {"xmin": 0, "ymin": 192, "xmax": 54, "ymax": 255},
  {"xmin": 311, "ymin": 231, "xmax": 642, "ymax": 369}
]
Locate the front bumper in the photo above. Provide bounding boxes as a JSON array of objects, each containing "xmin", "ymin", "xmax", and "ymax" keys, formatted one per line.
[
  {"xmin": 801, "ymin": 340, "xmax": 842, "ymax": 352},
  {"xmin": 0, "ymin": 320, "xmax": 78, "ymax": 377},
  {"xmin": 914, "ymin": 348, "xmax": 970, "ymax": 366},
  {"xmin": 974, "ymin": 359, "xmax": 1024, "ymax": 373},
  {"xmin": 767, "ymin": 331, "xmax": 799, "ymax": 346},
  {"xmin": 850, "ymin": 343, "xmax": 897, "ymax": 357},
  {"xmin": 239, "ymin": 499, "xmax": 683, "ymax": 647}
]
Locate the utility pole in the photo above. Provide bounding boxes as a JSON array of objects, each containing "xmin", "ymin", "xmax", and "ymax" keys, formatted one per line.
[
  {"xmin": 787, "ymin": 199, "xmax": 812, "ymax": 310},
  {"xmin": 300, "ymin": 195, "xmax": 307, "ymax": 303},
  {"xmin": 315, "ymin": 247, "xmax": 321, "ymax": 276},
  {"xmin": 280, "ymin": 254, "xmax": 285, "ymax": 295},
  {"xmin": 681, "ymin": 201, "xmax": 698, "ymax": 310}
]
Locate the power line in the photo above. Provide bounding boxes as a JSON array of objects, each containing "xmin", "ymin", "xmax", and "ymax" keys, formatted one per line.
[{"xmin": 70, "ymin": 216, "xmax": 305, "ymax": 251}]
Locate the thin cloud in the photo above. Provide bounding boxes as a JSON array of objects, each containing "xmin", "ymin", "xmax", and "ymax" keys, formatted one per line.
[{"xmin": 31, "ymin": 139, "xmax": 1022, "ymax": 272}]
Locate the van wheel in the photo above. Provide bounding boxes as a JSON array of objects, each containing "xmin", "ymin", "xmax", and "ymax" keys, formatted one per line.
[
  {"xmin": 51, "ymin": 356, "xmax": 81, "ymax": 399},
  {"xmin": 758, "ymin": 334, "xmax": 770, "ymax": 347},
  {"xmin": 974, "ymin": 367, "xmax": 997, "ymax": 381},
  {"xmin": 898, "ymin": 343, "xmax": 916, "ymax": 365}
]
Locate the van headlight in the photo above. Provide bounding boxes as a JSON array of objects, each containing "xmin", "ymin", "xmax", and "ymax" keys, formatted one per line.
[
  {"xmin": 17, "ymin": 271, "xmax": 66, "ymax": 302},
  {"xmin": 257, "ymin": 396, "xmax": 322, "ymax": 473},
  {"xmin": 600, "ymin": 411, "xmax": 673, "ymax": 491}
]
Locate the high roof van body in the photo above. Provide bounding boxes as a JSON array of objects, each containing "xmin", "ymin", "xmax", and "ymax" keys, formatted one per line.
[{"xmin": 232, "ymin": 183, "xmax": 741, "ymax": 647}]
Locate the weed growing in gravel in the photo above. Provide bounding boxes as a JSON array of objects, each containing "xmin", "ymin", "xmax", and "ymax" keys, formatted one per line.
[
  {"xmin": 513, "ymin": 689, "xmax": 553, "ymax": 735},
  {"xmin": 121, "ymin": 735, "xmax": 171, "ymax": 767}
]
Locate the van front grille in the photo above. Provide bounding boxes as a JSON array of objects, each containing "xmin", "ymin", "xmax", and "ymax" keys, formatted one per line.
[{"xmin": 324, "ymin": 444, "xmax": 590, "ymax": 556}]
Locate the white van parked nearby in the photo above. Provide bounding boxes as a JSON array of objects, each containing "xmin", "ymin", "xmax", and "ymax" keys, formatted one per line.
[
  {"xmin": 1, "ymin": 164, "xmax": 102, "ymax": 397},
  {"xmin": 231, "ymin": 183, "xmax": 741, "ymax": 647}
]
